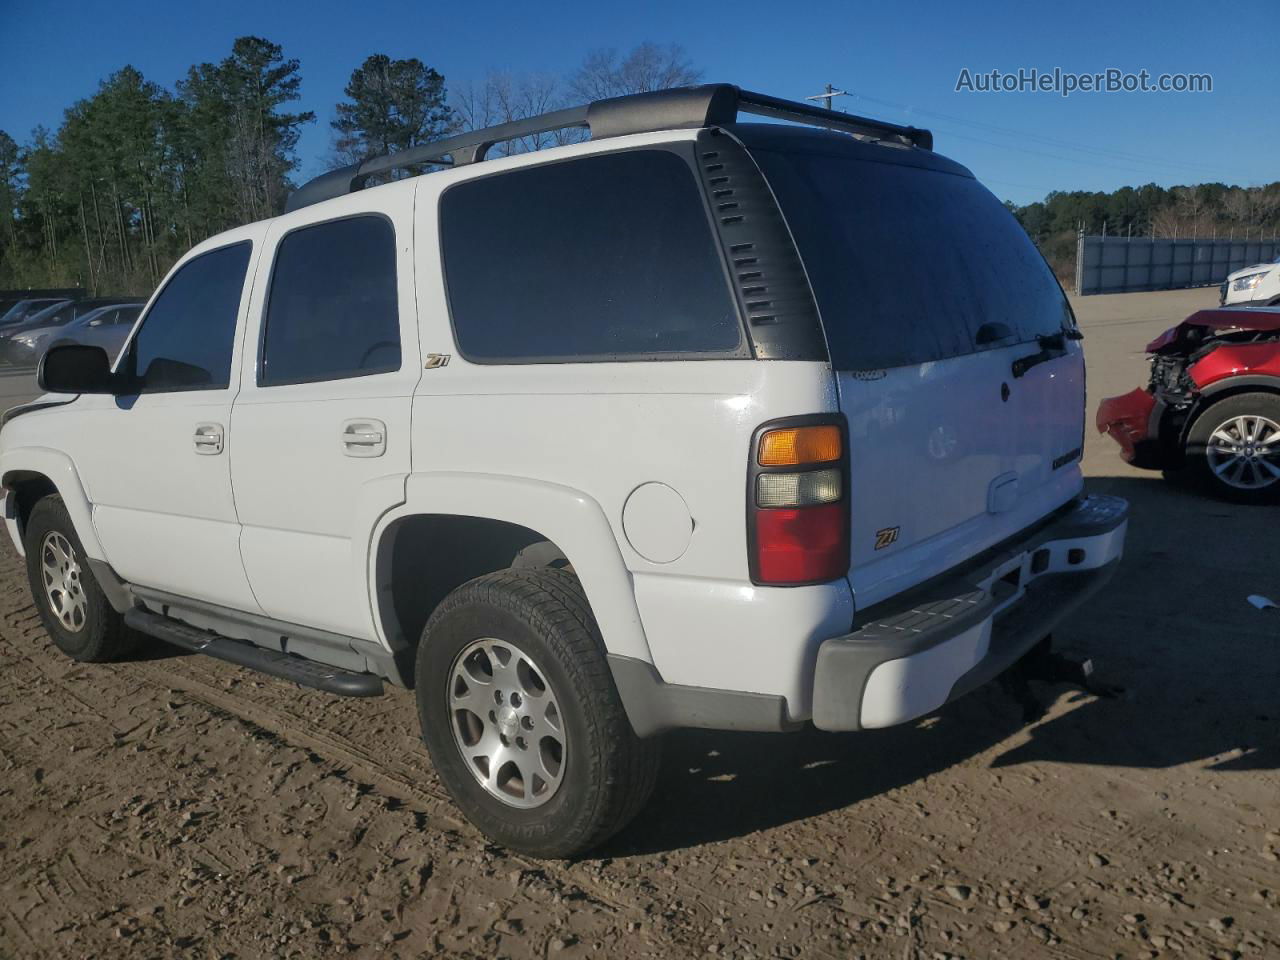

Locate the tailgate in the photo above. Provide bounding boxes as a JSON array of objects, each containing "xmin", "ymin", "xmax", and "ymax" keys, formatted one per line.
[{"xmin": 743, "ymin": 131, "xmax": 1086, "ymax": 605}]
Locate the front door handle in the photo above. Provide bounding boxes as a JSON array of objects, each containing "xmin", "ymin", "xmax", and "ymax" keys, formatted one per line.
[
  {"xmin": 193, "ymin": 423, "xmax": 224, "ymax": 455},
  {"xmin": 341, "ymin": 419, "xmax": 387, "ymax": 458}
]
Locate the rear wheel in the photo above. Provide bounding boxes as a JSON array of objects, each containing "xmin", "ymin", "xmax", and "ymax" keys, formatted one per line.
[
  {"xmin": 23, "ymin": 495, "xmax": 135, "ymax": 661},
  {"xmin": 416, "ymin": 568, "xmax": 660, "ymax": 857},
  {"xmin": 1186, "ymin": 392, "xmax": 1280, "ymax": 503}
]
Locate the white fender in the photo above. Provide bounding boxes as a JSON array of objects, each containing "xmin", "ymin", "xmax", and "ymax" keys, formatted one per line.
[
  {"xmin": 368, "ymin": 472, "xmax": 654, "ymax": 664},
  {"xmin": 0, "ymin": 446, "xmax": 107, "ymax": 561}
]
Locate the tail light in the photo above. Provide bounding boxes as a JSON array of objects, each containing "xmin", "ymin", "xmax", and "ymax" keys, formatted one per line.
[{"xmin": 748, "ymin": 417, "xmax": 850, "ymax": 585}]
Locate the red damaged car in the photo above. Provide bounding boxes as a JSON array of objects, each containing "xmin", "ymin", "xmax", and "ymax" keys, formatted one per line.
[{"xmin": 1097, "ymin": 305, "xmax": 1280, "ymax": 503}]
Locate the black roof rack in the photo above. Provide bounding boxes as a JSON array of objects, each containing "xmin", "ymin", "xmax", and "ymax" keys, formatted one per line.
[{"xmin": 286, "ymin": 83, "xmax": 932, "ymax": 212}]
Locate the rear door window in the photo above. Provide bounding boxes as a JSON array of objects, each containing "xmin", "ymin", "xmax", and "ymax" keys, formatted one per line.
[
  {"xmin": 439, "ymin": 148, "xmax": 743, "ymax": 362},
  {"xmin": 260, "ymin": 215, "xmax": 400, "ymax": 386},
  {"xmin": 751, "ymin": 144, "xmax": 1070, "ymax": 370}
]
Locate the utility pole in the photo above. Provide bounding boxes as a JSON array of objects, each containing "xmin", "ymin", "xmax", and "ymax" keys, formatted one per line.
[{"xmin": 806, "ymin": 83, "xmax": 848, "ymax": 111}]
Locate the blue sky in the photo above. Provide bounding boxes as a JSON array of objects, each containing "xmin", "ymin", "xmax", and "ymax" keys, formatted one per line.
[{"xmin": 2, "ymin": 0, "xmax": 1275, "ymax": 206}]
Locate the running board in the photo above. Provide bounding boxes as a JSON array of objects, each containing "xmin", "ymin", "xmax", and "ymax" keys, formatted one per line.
[{"xmin": 124, "ymin": 608, "xmax": 385, "ymax": 697}]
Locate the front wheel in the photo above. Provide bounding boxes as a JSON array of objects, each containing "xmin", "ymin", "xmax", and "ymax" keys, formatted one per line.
[
  {"xmin": 1186, "ymin": 392, "xmax": 1280, "ymax": 503},
  {"xmin": 23, "ymin": 495, "xmax": 135, "ymax": 661},
  {"xmin": 416, "ymin": 568, "xmax": 660, "ymax": 857}
]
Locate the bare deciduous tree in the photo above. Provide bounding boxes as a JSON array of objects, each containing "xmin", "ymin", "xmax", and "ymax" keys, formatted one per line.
[
  {"xmin": 452, "ymin": 43, "xmax": 701, "ymax": 159},
  {"xmin": 569, "ymin": 42, "xmax": 702, "ymax": 101},
  {"xmin": 453, "ymin": 72, "xmax": 583, "ymax": 155}
]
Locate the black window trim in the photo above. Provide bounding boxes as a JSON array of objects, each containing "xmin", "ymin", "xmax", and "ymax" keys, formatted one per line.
[
  {"xmin": 120, "ymin": 239, "xmax": 253, "ymax": 395},
  {"xmin": 256, "ymin": 211, "xmax": 404, "ymax": 388},
  {"xmin": 437, "ymin": 142, "xmax": 752, "ymax": 366}
]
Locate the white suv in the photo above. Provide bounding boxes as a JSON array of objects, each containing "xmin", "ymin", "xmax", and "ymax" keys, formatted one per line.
[
  {"xmin": 1221, "ymin": 254, "xmax": 1280, "ymax": 306},
  {"xmin": 0, "ymin": 85, "xmax": 1127, "ymax": 857}
]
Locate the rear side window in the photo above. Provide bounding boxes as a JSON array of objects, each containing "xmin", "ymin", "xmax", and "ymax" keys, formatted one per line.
[
  {"xmin": 129, "ymin": 242, "xmax": 251, "ymax": 392},
  {"xmin": 752, "ymin": 146, "xmax": 1071, "ymax": 370},
  {"xmin": 439, "ymin": 149, "xmax": 743, "ymax": 362},
  {"xmin": 261, "ymin": 216, "xmax": 401, "ymax": 386}
]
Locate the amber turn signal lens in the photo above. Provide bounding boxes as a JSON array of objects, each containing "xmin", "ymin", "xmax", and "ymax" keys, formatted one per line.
[{"xmin": 757, "ymin": 425, "xmax": 842, "ymax": 466}]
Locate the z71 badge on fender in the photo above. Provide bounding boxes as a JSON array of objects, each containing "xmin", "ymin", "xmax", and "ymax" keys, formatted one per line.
[{"xmin": 874, "ymin": 526, "xmax": 901, "ymax": 550}]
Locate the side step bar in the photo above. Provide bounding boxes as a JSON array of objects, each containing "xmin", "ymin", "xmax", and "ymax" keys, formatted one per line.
[{"xmin": 124, "ymin": 608, "xmax": 384, "ymax": 697}]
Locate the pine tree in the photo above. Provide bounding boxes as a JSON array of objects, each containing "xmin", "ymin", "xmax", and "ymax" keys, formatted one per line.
[{"xmin": 332, "ymin": 54, "xmax": 453, "ymax": 170}]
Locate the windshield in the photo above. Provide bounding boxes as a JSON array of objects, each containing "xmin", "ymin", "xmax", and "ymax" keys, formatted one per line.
[
  {"xmin": 751, "ymin": 144, "xmax": 1071, "ymax": 370},
  {"xmin": 21, "ymin": 300, "xmax": 80, "ymax": 328}
]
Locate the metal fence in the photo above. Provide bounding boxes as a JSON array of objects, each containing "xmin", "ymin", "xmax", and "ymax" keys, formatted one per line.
[{"xmin": 1074, "ymin": 234, "xmax": 1280, "ymax": 296}]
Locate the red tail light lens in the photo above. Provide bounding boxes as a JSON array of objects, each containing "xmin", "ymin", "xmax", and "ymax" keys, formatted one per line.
[
  {"xmin": 749, "ymin": 417, "xmax": 849, "ymax": 586},
  {"xmin": 754, "ymin": 503, "xmax": 848, "ymax": 584}
]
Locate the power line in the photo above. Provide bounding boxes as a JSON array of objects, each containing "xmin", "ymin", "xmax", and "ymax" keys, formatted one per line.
[
  {"xmin": 931, "ymin": 125, "xmax": 1197, "ymax": 179},
  {"xmin": 845, "ymin": 89, "xmax": 1263, "ymax": 184}
]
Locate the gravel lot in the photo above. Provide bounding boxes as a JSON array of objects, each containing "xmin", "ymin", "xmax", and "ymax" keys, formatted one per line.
[{"xmin": 1, "ymin": 288, "xmax": 1277, "ymax": 959}]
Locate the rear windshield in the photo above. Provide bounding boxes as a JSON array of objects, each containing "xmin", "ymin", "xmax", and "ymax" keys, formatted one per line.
[{"xmin": 751, "ymin": 144, "xmax": 1071, "ymax": 370}]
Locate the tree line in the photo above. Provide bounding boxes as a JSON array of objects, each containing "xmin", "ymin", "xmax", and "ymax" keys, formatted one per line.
[
  {"xmin": 3, "ymin": 35, "xmax": 1276, "ymax": 296},
  {"xmin": 0, "ymin": 39, "xmax": 699, "ymax": 295},
  {"xmin": 1008, "ymin": 181, "xmax": 1280, "ymax": 284}
]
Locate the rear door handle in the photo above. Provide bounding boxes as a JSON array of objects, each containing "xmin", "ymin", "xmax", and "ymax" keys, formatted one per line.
[
  {"xmin": 341, "ymin": 419, "xmax": 387, "ymax": 458},
  {"xmin": 193, "ymin": 423, "xmax": 224, "ymax": 455}
]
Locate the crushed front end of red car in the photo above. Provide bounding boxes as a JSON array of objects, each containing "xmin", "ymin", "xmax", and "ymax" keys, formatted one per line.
[
  {"xmin": 1096, "ymin": 388, "xmax": 1159, "ymax": 466},
  {"xmin": 1097, "ymin": 306, "xmax": 1280, "ymax": 470}
]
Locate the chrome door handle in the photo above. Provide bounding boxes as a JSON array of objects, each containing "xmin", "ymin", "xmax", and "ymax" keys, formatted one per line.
[
  {"xmin": 341, "ymin": 419, "xmax": 387, "ymax": 457},
  {"xmin": 193, "ymin": 423, "xmax": 224, "ymax": 455}
]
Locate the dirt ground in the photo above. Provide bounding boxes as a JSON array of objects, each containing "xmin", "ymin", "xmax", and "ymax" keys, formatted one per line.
[{"xmin": 1, "ymin": 287, "xmax": 1277, "ymax": 960}]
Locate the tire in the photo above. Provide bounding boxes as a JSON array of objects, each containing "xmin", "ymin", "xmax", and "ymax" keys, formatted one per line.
[
  {"xmin": 23, "ymin": 495, "xmax": 135, "ymax": 661},
  {"xmin": 416, "ymin": 568, "xmax": 660, "ymax": 858},
  {"xmin": 1185, "ymin": 392, "xmax": 1280, "ymax": 504}
]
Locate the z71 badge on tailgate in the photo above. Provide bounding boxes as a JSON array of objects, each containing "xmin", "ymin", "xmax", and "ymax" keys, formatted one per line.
[{"xmin": 874, "ymin": 526, "xmax": 900, "ymax": 550}]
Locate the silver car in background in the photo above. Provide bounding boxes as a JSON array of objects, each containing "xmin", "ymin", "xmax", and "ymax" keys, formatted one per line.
[
  {"xmin": 0, "ymin": 298, "xmax": 142, "ymax": 366},
  {"xmin": 39, "ymin": 303, "xmax": 144, "ymax": 366}
]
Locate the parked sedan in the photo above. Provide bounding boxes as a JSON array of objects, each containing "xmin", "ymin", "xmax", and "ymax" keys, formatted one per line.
[
  {"xmin": 0, "ymin": 298, "xmax": 137, "ymax": 366},
  {"xmin": 1097, "ymin": 305, "xmax": 1280, "ymax": 502},
  {"xmin": 0, "ymin": 298, "xmax": 70, "ymax": 331},
  {"xmin": 38, "ymin": 302, "xmax": 144, "ymax": 366}
]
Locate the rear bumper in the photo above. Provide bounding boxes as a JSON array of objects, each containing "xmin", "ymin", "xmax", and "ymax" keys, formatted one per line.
[
  {"xmin": 1096, "ymin": 388, "xmax": 1169, "ymax": 469},
  {"xmin": 811, "ymin": 494, "xmax": 1128, "ymax": 732}
]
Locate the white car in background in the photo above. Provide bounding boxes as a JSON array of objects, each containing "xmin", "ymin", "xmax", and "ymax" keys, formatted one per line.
[{"xmin": 1221, "ymin": 254, "xmax": 1280, "ymax": 306}]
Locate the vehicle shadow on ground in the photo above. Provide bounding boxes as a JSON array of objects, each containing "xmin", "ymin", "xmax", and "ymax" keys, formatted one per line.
[{"xmin": 605, "ymin": 474, "xmax": 1280, "ymax": 857}]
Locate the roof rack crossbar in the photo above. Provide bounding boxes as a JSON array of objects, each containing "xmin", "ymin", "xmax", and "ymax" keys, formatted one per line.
[{"xmin": 286, "ymin": 84, "xmax": 932, "ymax": 212}]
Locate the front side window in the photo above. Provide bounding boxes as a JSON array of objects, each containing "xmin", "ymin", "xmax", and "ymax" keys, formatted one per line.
[
  {"xmin": 439, "ymin": 149, "xmax": 742, "ymax": 363},
  {"xmin": 260, "ymin": 215, "xmax": 400, "ymax": 387},
  {"xmin": 127, "ymin": 242, "xmax": 251, "ymax": 392}
]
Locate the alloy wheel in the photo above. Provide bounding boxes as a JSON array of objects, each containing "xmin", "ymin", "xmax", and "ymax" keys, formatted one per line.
[
  {"xmin": 40, "ymin": 531, "xmax": 87, "ymax": 632},
  {"xmin": 448, "ymin": 638, "xmax": 566, "ymax": 809},
  {"xmin": 1206, "ymin": 413, "xmax": 1280, "ymax": 490}
]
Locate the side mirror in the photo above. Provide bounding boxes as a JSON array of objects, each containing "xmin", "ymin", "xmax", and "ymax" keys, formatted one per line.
[{"xmin": 38, "ymin": 344, "xmax": 118, "ymax": 394}]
